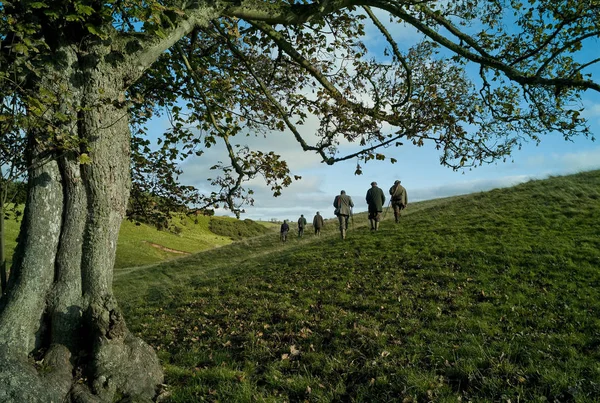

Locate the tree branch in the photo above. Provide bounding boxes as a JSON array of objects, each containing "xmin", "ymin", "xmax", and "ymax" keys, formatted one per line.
[
  {"xmin": 362, "ymin": 6, "xmax": 412, "ymax": 109},
  {"xmin": 248, "ymin": 20, "xmax": 408, "ymax": 125},
  {"xmin": 224, "ymin": 0, "xmax": 356, "ymax": 24},
  {"xmin": 212, "ymin": 22, "xmax": 332, "ymax": 161},
  {"xmin": 376, "ymin": 2, "xmax": 600, "ymax": 92}
]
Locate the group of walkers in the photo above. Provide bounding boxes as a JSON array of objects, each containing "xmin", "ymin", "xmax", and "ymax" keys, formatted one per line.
[
  {"xmin": 280, "ymin": 179, "xmax": 407, "ymax": 242},
  {"xmin": 280, "ymin": 212, "xmax": 325, "ymax": 242}
]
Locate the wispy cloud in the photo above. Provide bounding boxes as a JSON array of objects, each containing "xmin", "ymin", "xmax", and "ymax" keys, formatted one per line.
[
  {"xmin": 524, "ymin": 147, "xmax": 600, "ymax": 174},
  {"xmin": 410, "ymin": 175, "xmax": 532, "ymax": 202}
]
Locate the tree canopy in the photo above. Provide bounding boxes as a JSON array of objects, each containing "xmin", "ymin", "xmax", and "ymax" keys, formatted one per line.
[{"xmin": 2, "ymin": 0, "xmax": 598, "ymax": 216}]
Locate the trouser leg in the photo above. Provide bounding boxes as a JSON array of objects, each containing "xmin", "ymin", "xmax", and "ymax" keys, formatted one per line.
[
  {"xmin": 339, "ymin": 215, "xmax": 348, "ymax": 239},
  {"xmin": 392, "ymin": 203, "xmax": 401, "ymax": 222}
]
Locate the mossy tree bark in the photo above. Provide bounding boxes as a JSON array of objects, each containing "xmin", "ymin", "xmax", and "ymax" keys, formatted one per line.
[{"xmin": 0, "ymin": 42, "xmax": 163, "ymax": 403}]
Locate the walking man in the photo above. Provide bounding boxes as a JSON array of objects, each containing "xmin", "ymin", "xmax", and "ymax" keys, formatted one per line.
[
  {"xmin": 280, "ymin": 220, "xmax": 289, "ymax": 242},
  {"xmin": 366, "ymin": 181, "xmax": 385, "ymax": 231},
  {"xmin": 389, "ymin": 180, "xmax": 408, "ymax": 223},
  {"xmin": 333, "ymin": 190, "xmax": 354, "ymax": 239},
  {"xmin": 312, "ymin": 211, "xmax": 324, "ymax": 236},
  {"xmin": 297, "ymin": 214, "xmax": 307, "ymax": 237}
]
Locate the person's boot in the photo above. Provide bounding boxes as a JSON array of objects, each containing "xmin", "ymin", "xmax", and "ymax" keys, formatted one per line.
[
  {"xmin": 394, "ymin": 213, "xmax": 399, "ymax": 223},
  {"xmin": 341, "ymin": 228, "xmax": 346, "ymax": 239},
  {"xmin": 369, "ymin": 219, "xmax": 374, "ymax": 231},
  {"xmin": 374, "ymin": 221, "xmax": 379, "ymax": 231}
]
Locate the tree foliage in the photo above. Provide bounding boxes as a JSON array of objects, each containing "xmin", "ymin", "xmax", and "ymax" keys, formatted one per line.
[{"xmin": 2, "ymin": 0, "xmax": 598, "ymax": 216}]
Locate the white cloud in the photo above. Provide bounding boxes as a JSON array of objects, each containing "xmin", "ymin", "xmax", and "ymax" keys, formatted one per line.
[
  {"xmin": 582, "ymin": 100, "xmax": 600, "ymax": 128},
  {"xmin": 410, "ymin": 175, "xmax": 532, "ymax": 202},
  {"xmin": 554, "ymin": 149, "xmax": 600, "ymax": 172}
]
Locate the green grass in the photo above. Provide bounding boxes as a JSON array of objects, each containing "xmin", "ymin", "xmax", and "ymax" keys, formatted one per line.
[
  {"xmin": 114, "ymin": 170, "xmax": 600, "ymax": 402},
  {"xmin": 2, "ymin": 212, "xmax": 276, "ymax": 270},
  {"xmin": 208, "ymin": 216, "xmax": 272, "ymax": 240},
  {"xmin": 2, "ymin": 207, "xmax": 21, "ymax": 267},
  {"xmin": 114, "ymin": 215, "xmax": 267, "ymax": 268}
]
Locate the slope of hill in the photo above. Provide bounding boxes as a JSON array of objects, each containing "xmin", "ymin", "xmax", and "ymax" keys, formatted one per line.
[
  {"xmin": 115, "ymin": 170, "xmax": 600, "ymax": 402},
  {"xmin": 1, "ymin": 213, "xmax": 275, "ymax": 270}
]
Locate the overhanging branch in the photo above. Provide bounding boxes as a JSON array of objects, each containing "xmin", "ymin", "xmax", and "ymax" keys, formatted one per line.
[{"xmin": 375, "ymin": 2, "xmax": 600, "ymax": 92}]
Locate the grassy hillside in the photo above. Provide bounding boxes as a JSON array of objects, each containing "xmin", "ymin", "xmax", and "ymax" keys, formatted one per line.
[
  {"xmin": 115, "ymin": 170, "xmax": 600, "ymax": 402},
  {"xmin": 2, "ymin": 213, "xmax": 274, "ymax": 269},
  {"xmin": 115, "ymin": 214, "xmax": 273, "ymax": 268}
]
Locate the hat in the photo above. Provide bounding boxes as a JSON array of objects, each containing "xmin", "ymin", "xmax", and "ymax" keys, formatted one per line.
[
  {"xmin": 394, "ymin": 180, "xmax": 400, "ymax": 184},
  {"xmin": 371, "ymin": 181, "xmax": 377, "ymax": 186}
]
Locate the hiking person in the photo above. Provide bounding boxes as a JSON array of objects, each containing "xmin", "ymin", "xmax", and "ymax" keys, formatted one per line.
[
  {"xmin": 312, "ymin": 211, "xmax": 324, "ymax": 236},
  {"xmin": 389, "ymin": 179, "xmax": 408, "ymax": 223},
  {"xmin": 366, "ymin": 181, "xmax": 385, "ymax": 231},
  {"xmin": 333, "ymin": 190, "xmax": 354, "ymax": 239},
  {"xmin": 280, "ymin": 220, "xmax": 289, "ymax": 242},
  {"xmin": 297, "ymin": 214, "xmax": 307, "ymax": 237}
]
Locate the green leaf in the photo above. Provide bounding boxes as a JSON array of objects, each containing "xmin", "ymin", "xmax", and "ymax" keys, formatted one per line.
[
  {"xmin": 76, "ymin": 4, "xmax": 95, "ymax": 15},
  {"xmin": 13, "ymin": 43, "xmax": 29, "ymax": 55},
  {"xmin": 79, "ymin": 153, "xmax": 92, "ymax": 165},
  {"xmin": 43, "ymin": 10, "xmax": 59, "ymax": 19},
  {"xmin": 30, "ymin": 2, "xmax": 48, "ymax": 9},
  {"xmin": 86, "ymin": 24, "xmax": 105, "ymax": 39}
]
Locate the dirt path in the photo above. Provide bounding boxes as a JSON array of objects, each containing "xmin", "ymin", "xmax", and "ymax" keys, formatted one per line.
[{"xmin": 142, "ymin": 241, "xmax": 191, "ymax": 255}]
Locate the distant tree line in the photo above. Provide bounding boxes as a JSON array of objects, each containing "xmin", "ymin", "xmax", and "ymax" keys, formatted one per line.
[{"xmin": 0, "ymin": 179, "xmax": 26, "ymax": 206}]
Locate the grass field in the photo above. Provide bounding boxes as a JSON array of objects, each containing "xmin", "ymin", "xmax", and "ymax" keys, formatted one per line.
[
  {"xmin": 114, "ymin": 170, "xmax": 600, "ymax": 402},
  {"xmin": 2, "ymin": 212, "xmax": 275, "ymax": 269}
]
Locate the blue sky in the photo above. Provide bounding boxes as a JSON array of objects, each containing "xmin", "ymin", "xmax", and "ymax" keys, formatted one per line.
[
  {"xmin": 179, "ymin": 95, "xmax": 600, "ymax": 222},
  {"xmin": 176, "ymin": 8, "xmax": 600, "ymax": 222}
]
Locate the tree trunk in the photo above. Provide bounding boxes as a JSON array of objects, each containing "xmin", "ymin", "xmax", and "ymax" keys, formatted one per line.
[{"xmin": 0, "ymin": 44, "xmax": 163, "ymax": 403}]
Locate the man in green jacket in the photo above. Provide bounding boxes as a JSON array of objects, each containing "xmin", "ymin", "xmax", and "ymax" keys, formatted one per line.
[
  {"xmin": 333, "ymin": 190, "xmax": 354, "ymax": 239},
  {"xmin": 312, "ymin": 211, "xmax": 324, "ymax": 236},
  {"xmin": 389, "ymin": 180, "xmax": 408, "ymax": 223},
  {"xmin": 297, "ymin": 214, "xmax": 307, "ymax": 237},
  {"xmin": 365, "ymin": 181, "xmax": 385, "ymax": 231}
]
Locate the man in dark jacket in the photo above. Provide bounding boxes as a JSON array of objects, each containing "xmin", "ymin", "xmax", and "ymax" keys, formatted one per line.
[
  {"xmin": 312, "ymin": 211, "xmax": 324, "ymax": 236},
  {"xmin": 280, "ymin": 220, "xmax": 289, "ymax": 242},
  {"xmin": 297, "ymin": 214, "xmax": 307, "ymax": 237},
  {"xmin": 389, "ymin": 179, "xmax": 408, "ymax": 223},
  {"xmin": 365, "ymin": 181, "xmax": 385, "ymax": 231},
  {"xmin": 333, "ymin": 190, "xmax": 354, "ymax": 239}
]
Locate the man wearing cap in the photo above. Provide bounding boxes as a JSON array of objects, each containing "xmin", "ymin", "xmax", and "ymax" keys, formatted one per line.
[
  {"xmin": 333, "ymin": 190, "xmax": 354, "ymax": 239},
  {"xmin": 389, "ymin": 179, "xmax": 408, "ymax": 223},
  {"xmin": 312, "ymin": 211, "xmax": 324, "ymax": 236},
  {"xmin": 365, "ymin": 181, "xmax": 385, "ymax": 231}
]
